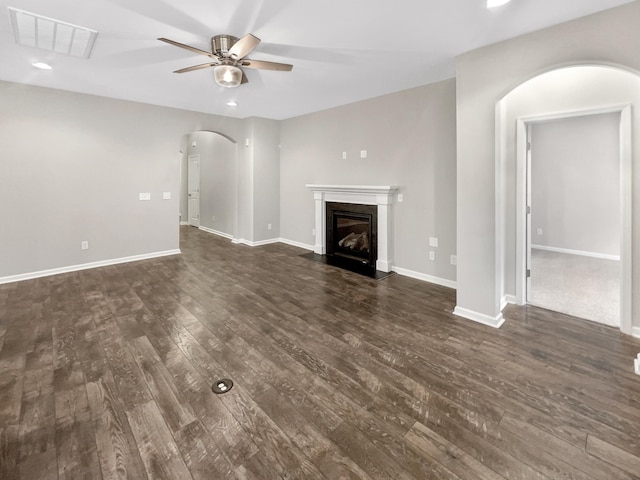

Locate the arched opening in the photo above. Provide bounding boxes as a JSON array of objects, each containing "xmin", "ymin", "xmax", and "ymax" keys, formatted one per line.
[
  {"xmin": 496, "ymin": 65, "xmax": 640, "ymax": 335},
  {"xmin": 179, "ymin": 130, "xmax": 238, "ymax": 240}
]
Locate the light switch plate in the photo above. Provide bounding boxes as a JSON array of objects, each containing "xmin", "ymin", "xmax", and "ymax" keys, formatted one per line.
[
  {"xmin": 163, "ymin": 192, "xmax": 171, "ymax": 200},
  {"xmin": 139, "ymin": 192, "xmax": 151, "ymax": 201},
  {"xmin": 429, "ymin": 237, "xmax": 439, "ymax": 247}
]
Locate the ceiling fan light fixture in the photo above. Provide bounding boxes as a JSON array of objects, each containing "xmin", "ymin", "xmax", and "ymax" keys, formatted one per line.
[{"xmin": 214, "ymin": 65, "xmax": 242, "ymax": 88}]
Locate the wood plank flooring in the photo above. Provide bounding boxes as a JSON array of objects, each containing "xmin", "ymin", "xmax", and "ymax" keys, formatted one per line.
[{"xmin": 1, "ymin": 225, "xmax": 640, "ymax": 479}]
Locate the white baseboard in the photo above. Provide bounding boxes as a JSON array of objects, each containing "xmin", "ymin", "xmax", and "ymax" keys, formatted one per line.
[
  {"xmin": 199, "ymin": 226, "xmax": 233, "ymax": 240},
  {"xmin": 392, "ymin": 266, "xmax": 457, "ymax": 290},
  {"xmin": 453, "ymin": 306, "xmax": 506, "ymax": 329},
  {"xmin": 231, "ymin": 238, "xmax": 281, "ymax": 247},
  {"xmin": 277, "ymin": 238, "xmax": 315, "ymax": 251},
  {"xmin": 531, "ymin": 244, "xmax": 620, "ymax": 261},
  {"xmin": 632, "ymin": 326, "xmax": 640, "ymax": 340},
  {"xmin": 179, "ymin": 221, "xmax": 189, "ymax": 226},
  {"xmin": 0, "ymin": 249, "xmax": 181, "ymax": 285},
  {"xmin": 501, "ymin": 294, "xmax": 518, "ymax": 310}
]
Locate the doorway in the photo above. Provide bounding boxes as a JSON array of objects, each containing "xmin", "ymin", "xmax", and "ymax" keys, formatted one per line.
[
  {"xmin": 188, "ymin": 154, "xmax": 200, "ymax": 227},
  {"xmin": 525, "ymin": 113, "xmax": 621, "ymax": 326},
  {"xmin": 515, "ymin": 104, "xmax": 632, "ymax": 331}
]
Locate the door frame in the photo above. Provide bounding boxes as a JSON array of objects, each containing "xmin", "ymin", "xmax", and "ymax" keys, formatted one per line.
[
  {"xmin": 515, "ymin": 104, "xmax": 632, "ymax": 334},
  {"xmin": 188, "ymin": 154, "xmax": 201, "ymax": 227}
]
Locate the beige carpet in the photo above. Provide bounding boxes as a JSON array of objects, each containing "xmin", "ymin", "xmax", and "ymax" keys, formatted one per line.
[{"xmin": 529, "ymin": 249, "xmax": 620, "ymax": 327}]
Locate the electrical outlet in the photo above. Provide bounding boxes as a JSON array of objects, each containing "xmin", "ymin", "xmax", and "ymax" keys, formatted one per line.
[
  {"xmin": 537, "ymin": 228, "xmax": 543, "ymax": 235},
  {"xmin": 342, "ymin": 151, "xmax": 347, "ymax": 160},
  {"xmin": 139, "ymin": 192, "xmax": 151, "ymax": 201},
  {"xmin": 450, "ymin": 255, "xmax": 457, "ymax": 265},
  {"xmin": 268, "ymin": 223, "xmax": 272, "ymax": 230},
  {"xmin": 360, "ymin": 150, "xmax": 367, "ymax": 158},
  {"xmin": 162, "ymin": 192, "xmax": 171, "ymax": 200},
  {"xmin": 397, "ymin": 194, "xmax": 403, "ymax": 203},
  {"xmin": 429, "ymin": 251, "xmax": 435, "ymax": 261},
  {"xmin": 81, "ymin": 241, "xmax": 89, "ymax": 250}
]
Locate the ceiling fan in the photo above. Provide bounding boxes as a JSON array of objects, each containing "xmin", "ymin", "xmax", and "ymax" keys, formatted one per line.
[{"xmin": 158, "ymin": 34, "xmax": 293, "ymax": 88}]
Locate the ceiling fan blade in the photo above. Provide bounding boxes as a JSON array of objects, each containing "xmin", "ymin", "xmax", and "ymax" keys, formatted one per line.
[
  {"xmin": 240, "ymin": 59, "xmax": 293, "ymax": 71},
  {"xmin": 228, "ymin": 33, "xmax": 261, "ymax": 60},
  {"xmin": 158, "ymin": 37, "xmax": 218, "ymax": 59},
  {"xmin": 174, "ymin": 62, "xmax": 219, "ymax": 74}
]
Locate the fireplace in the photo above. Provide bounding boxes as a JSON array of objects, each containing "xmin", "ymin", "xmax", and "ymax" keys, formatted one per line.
[
  {"xmin": 326, "ymin": 202, "xmax": 377, "ymax": 271},
  {"xmin": 306, "ymin": 184, "xmax": 399, "ymax": 273}
]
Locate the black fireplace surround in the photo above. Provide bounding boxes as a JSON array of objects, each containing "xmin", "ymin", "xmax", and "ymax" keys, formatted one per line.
[{"xmin": 326, "ymin": 202, "xmax": 377, "ymax": 274}]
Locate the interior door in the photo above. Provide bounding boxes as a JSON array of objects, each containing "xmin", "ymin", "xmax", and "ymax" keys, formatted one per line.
[
  {"xmin": 525, "ymin": 124, "xmax": 533, "ymax": 302},
  {"xmin": 188, "ymin": 154, "xmax": 200, "ymax": 227}
]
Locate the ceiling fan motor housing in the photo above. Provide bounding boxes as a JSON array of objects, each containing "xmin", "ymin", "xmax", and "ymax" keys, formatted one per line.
[{"xmin": 212, "ymin": 35, "xmax": 239, "ymax": 57}]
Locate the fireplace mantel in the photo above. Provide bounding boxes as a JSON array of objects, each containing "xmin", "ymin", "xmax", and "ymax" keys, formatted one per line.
[{"xmin": 306, "ymin": 184, "xmax": 399, "ymax": 272}]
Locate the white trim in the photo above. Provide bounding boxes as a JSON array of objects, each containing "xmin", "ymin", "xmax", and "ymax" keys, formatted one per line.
[
  {"xmin": 631, "ymin": 327, "xmax": 640, "ymax": 340},
  {"xmin": 501, "ymin": 294, "xmax": 517, "ymax": 310},
  {"xmin": 305, "ymin": 185, "xmax": 399, "ymax": 196},
  {"xmin": 179, "ymin": 221, "xmax": 189, "ymax": 226},
  {"xmin": 392, "ymin": 266, "xmax": 457, "ymax": 290},
  {"xmin": 531, "ymin": 244, "xmax": 620, "ymax": 261},
  {"xmin": 453, "ymin": 306, "xmax": 506, "ymax": 329},
  {"xmin": 231, "ymin": 238, "xmax": 281, "ymax": 247},
  {"xmin": 199, "ymin": 226, "xmax": 234, "ymax": 240},
  {"xmin": 0, "ymin": 249, "xmax": 181, "ymax": 285},
  {"xmin": 278, "ymin": 238, "xmax": 314, "ymax": 251}
]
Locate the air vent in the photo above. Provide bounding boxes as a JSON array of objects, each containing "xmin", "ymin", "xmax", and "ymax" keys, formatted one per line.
[{"xmin": 8, "ymin": 7, "xmax": 98, "ymax": 59}]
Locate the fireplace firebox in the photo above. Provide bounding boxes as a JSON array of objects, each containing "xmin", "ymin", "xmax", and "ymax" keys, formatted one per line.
[{"xmin": 326, "ymin": 202, "xmax": 377, "ymax": 274}]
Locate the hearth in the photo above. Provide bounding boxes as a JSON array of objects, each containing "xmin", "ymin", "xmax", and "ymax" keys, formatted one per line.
[{"xmin": 326, "ymin": 202, "xmax": 377, "ymax": 274}]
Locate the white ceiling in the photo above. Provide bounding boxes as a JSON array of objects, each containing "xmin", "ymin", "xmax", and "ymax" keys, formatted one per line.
[{"xmin": 0, "ymin": 0, "xmax": 634, "ymax": 120}]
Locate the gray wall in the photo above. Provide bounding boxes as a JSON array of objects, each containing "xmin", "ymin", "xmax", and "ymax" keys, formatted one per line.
[
  {"xmin": 280, "ymin": 79, "xmax": 457, "ymax": 281},
  {"xmin": 455, "ymin": 1, "xmax": 640, "ymax": 328},
  {"xmin": 0, "ymin": 80, "xmax": 243, "ymax": 280},
  {"xmin": 531, "ymin": 113, "xmax": 620, "ymax": 256},
  {"xmin": 188, "ymin": 131, "xmax": 237, "ymax": 237},
  {"xmin": 252, "ymin": 118, "xmax": 281, "ymax": 243}
]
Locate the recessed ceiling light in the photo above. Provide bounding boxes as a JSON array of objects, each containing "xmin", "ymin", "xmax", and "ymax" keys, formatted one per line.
[
  {"xmin": 226, "ymin": 100, "xmax": 238, "ymax": 107},
  {"xmin": 487, "ymin": 0, "xmax": 511, "ymax": 8},
  {"xmin": 32, "ymin": 62, "xmax": 52, "ymax": 70}
]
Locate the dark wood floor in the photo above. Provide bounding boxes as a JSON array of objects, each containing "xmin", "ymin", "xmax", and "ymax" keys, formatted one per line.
[{"xmin": 2, "ymin": 226, "xmax": 640, "ymax": 479}]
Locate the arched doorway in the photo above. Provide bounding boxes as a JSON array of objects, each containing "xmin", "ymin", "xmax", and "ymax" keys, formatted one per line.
[
  {"xmin": 179, "ymin": 131, "xmax": 238, "ymax": 239},
  {"xmin": 496, "ymin": 65, "xmax": 640, "ymax": 334}
]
